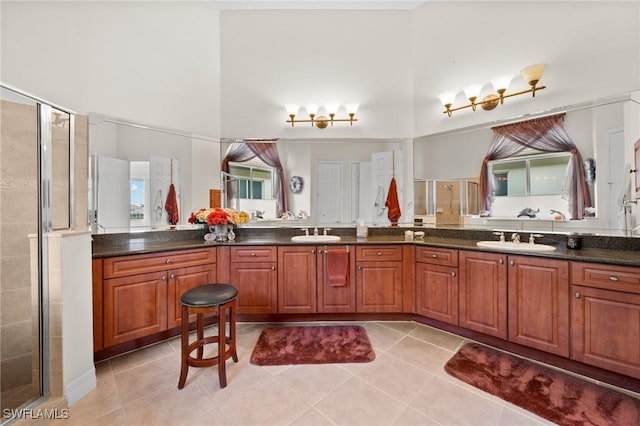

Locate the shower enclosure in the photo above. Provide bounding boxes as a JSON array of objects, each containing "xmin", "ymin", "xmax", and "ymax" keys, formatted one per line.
[
  {"xmin": 0, "ymin": 84, "xmax": 74, "ymax": 419},
  {"xmin": 414, "ymin": 179, "xmax": 479, "ymax": 225}
]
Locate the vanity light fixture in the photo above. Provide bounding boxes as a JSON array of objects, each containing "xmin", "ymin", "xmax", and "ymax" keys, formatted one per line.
[
  {"xmin": 285, "ymin": 102, "xmax": 359, "ymax": 129},
  {"xmin": 439, "ymin": 63, "xmax": 547, "ymax": 117}
]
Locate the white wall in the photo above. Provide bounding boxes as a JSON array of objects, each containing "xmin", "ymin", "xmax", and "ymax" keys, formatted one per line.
[
  {"xmin": 412, "ymin": 1, "xmax": 640, "ymax": 136},
  {"xmin": 219, "ymin": 10, "xmax": 414, "ymax": 139},
  {"xmin": 1, "ymin": 1, "xmax": 222, "ymax": 136}
]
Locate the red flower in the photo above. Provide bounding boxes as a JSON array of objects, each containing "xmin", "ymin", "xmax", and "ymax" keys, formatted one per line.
[{"xmin": 206, "ymin": 208, "xmax": 229, "ymax": 225}]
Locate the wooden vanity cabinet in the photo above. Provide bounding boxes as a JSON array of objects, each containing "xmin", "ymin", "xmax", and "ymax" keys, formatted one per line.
[
  {"xmin": 356, "ymin": 245, "xmax": 403, "ymax": 312},
  {"xmin": 229, "ymin": 246, "xmax": 277, "ymax": 314},
  {"xmin": 571, "ymin": 262, "xmax": 640, "ymax": 379},
  {"xmin": 507, "ymin": 256, "xmax": 570, "ymax": 357},
  {"xmin": 99, "ymin": 248, "xmax": 216, "ymax": 348},
  {"xmin": 459, "ymin": 251, "xmax": 508, "ymax": 339},
  {"xmin": 317, "ymin": 245, "xmax": 356, "ymax": 313},
  {"xmin": 278, "ymin": 245, "xmax": 318, "ymax": 313},
  {"xmin": 415, "ymin": 247, "xmax": 459, "ymax": 325}
]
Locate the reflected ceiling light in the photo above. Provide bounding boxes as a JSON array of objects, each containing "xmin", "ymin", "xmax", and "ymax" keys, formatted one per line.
[
  {"xmin": 439, "ymin": 63, "xmax": 547, "ymax": 117},
  {"xmin": 285, "ymin": 102, "xmax": 359, "ymax": 129}
]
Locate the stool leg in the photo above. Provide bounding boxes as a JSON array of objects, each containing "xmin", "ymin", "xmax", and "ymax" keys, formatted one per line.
[
  {"xmin": 196, "ymin": 312, "xmax": 204, "ymax": 359},
  {"xmin": 230, "ymin": 301, "xmax": 238, "ymax": 363},
  {"xmin": 218, "ymin": 305, "xmax": 227, "ymax": 388},
  {"xmin": 178, "ymin": 304, "xmax": 189, "ymax": 389}
]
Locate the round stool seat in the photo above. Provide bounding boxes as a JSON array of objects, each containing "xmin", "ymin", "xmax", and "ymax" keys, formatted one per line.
[{"xmin": 181, "ymin": 284, "xmax": 238, "ymax": 308}]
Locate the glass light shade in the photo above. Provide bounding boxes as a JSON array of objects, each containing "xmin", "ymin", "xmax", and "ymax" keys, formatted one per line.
[
  {"xmin": 344, "ymin": 102, "xmax": 360, "ymax": 114},
  {"xmin": 464, "ymin": 84, "xmax": 482, "ymax": 100},
  {"xmin": 305, "ymin": 103, "xmax": 319, "ymax": 116},
  {"xmin": 324, "ymin": 103, "xmax": 340, "ymax": 115},
  {"xmin": 491, "ymin": 75, "xmax": 512, "ymax": 92},
  {"xmin": 438, "ymin": 91, "xmax": 457, "ymax": 106},
  {"xmin": 285, "ymin": 104, "xmax": 300, "ymax": 115},
  {"xmin": 521, "ymin": 63, "xmax": 546, "ymax": 85}
]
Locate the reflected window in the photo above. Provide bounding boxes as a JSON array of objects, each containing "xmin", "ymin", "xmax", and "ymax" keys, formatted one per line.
[
  {"xmin": 489, "ymin": 152, "xmax": 570, "ymax": 197},
  {"xmin": 229, "ymin": 160, "xmax": 274, "ymax": 200},
  {"xmin": 130, "ymin": 179, "xmax": 145, "ymax": 220}
]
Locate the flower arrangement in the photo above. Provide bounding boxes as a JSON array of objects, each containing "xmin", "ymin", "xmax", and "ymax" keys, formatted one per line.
[{"xmin": 188, "ymin": 208, "xmax": 250, "ymax": 226}]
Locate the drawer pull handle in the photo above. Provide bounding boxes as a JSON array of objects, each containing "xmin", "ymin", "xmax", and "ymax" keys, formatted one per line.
[
  {"xmin": 499, "ymin": 258, "xmax": 504, "ymax": 264},
  {"xmin": 251, "ymin": 253, "xmax": 256, "ymax": 256},
  {"xmin": 432, "ymin": 254, "xmax": 437, "ymax": 258},
  {"xmin": 271, "ymin": 266, "xmax": 276, "ymax": 271},
  {"xmin": 312, "ymin": 249, "xmax": 316, "ymax": 254},
  {"xmin": 609, "ymin": 276, "xmax": 619, "ymax": 282},
  {"xmin": 165, "ymin": 259, "xmax": 171, "ymax": 264},
  {"xmin": 161, "ymin": 275, "xmax": 167, "ymax": 281},
  {"xmin": 575, "ymin": 292, "xmax": 581, "ymax": 299},
  {"xmin": 170, "ymin": 274, "xmax": 175, "ymax": 280},
  {"xmin": 509, "ymin": 260, "xmax": 515, "ymax": 266},
  {"xmin": 451, "ymin": 271, "xmax": 456, "ymax": 277},
  {"xmin": 377, "ymin": 252, "xmax": 382, "ymax": 256}
]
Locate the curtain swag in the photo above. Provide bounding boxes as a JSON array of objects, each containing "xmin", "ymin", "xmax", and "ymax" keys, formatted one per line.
[
  {"xmin": 479, "ymin": 113, "xmax": 592, "ymax": 220},
  {"xmin": 222, "ymin": 142, "xmax": 288, "ymax": 218}
]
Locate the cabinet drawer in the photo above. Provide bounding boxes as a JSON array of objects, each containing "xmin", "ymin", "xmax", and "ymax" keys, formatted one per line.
[
  {"xmin": 103, "ymin": 248, "xmax": 216, "ymax": 279},
  {"xmin": 230, "ymin": 246, "xmax": 277, "ymax": 262},
  {"xmin": 571, "ymin": 262, "xmax": 640, "ymax": 293},
  {"xmin": 415, "ymin": 247, "xmax": 458, "ymax": 267},
  {"xmin": 356, "ymin": 245, "xmax": 402, "ymax": 262}
]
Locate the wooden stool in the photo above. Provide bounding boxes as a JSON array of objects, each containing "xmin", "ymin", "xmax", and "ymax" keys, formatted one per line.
[{"xmin": 177, "ymin": 283, "xmax": 238, "ymax": 389}]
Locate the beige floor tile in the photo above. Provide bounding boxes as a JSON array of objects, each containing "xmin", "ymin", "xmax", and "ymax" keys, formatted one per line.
[
  {"xmin": 184, "ymin": 406, "xmax": 234, "ymax": 426},
  {"xmin": 113, "ymin": 353, "xmax": 181, "ymax": 403},
  {"xmin": 84, "ymin": 409, "xmax": 126, "ymax": 426},
  {"xmin": 275, "ymin": 363, "xmax": 353, "ymax": 405},
  {"xmin": 408, "ymin": 324, "xmax": 465, "ymax": 351},
  {"xmin": 409, "ymin": 376, "xmax": 504, "ymax": 426},
  {"xmin": 218, "ymin": 376, "xmax": 311, "ymax": 425},
  {"xmin": 314, "ymin": 377, "xmax": 406, "ymax": 426},
  {"xmin": 497, "ymin": 406, "xmax": 553, "ymax": 426},
  {"xmin": 109, "ymin": 341, "xmax": 175, "ymax": 375},
  {"xmin": 57, "ymin": 375, "xmax": 122, "ymax": 425},
  {"xmin": 386, "ymin": 335, "xmax": 454, "ymax": 373},
  {"xmin": 392, "ymin": 407, "xmax": 439, "ymax": 426},
  {"xmin": 289, "ymin": 408, "xmax": 335, "ymax": 426},
  {"xmin": 360, "ymin": 322, "xmax": 406, "ymax": 352},
  {"xmin": 122, "ymin": 379, "xmax": 216, "ymax": 426},
  {"xmin": 94, "ymin": 360, "xmax": 113, "ymax": 382},
  {"xmin": 356, "ymin": 353, "xmax": 434, "ymax": 404},
  {"xmin": 376, "ymin": 321, "xmax": 420, "ymax": 335}
]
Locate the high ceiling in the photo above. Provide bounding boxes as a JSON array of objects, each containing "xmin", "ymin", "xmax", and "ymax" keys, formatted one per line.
[{"xmin": 207, "ymin": 0, "xmax": 428, "ymax": 10}]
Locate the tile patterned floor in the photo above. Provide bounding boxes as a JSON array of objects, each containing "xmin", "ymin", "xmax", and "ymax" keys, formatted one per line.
[{"xmin": 56, "ymin": 321, "xmax": 566, "ymax": 426}]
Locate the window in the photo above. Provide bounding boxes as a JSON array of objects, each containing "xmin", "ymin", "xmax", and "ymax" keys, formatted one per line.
[
  {"xmin": 130, "ymin": 179, "xmax": 145, "ymax": 220},
  {"xmin": 489, "ymin": 152, "xmax": 571, "ymax": 197},
  {"xmin": 229, "ymin": 161, "xmax": 275, "ymax": 200}
]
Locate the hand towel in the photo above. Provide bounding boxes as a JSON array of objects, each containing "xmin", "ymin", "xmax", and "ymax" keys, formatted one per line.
[
  {"xmin": 165, "ymin": 183, "xmax": 179, "ymax": 225},
  {"xmin": 385, "ymin": 177, "xmax": 401, "ymax": 226},
  {"xmin": 326, "ymin": 248, "xmax": 349, "ymax": 287}
]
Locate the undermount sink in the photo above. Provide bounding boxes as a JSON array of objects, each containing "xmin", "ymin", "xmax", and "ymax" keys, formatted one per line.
[
  {"xmin": 291, "ymin": 235, "xmax": 341, "ymax": 243},
  {"xmin": 476, "ymin": 240, "xmax": 557, "ymax": 252}
]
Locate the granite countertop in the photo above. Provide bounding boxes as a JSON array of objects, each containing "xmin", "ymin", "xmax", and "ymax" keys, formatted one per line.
[{"xmin": 91, "ymin": 228, "xmax": 640, "ymax": 267}]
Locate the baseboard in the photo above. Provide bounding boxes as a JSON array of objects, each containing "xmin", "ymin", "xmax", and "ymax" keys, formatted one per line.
[{"xmin": 64, "ymin": 367, "xmax": 97, "ymax": 406}]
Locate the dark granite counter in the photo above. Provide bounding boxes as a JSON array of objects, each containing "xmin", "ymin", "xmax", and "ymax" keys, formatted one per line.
[{"xmin": 91, "ymin": 227, "xmax": 640, "ymax": 267}]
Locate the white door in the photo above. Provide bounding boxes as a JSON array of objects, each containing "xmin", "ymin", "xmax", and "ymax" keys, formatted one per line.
[
  {"xmin": 370, "ymin": 151, "xmax": 403, "ymax": 225},
  {"xmin": 150, "ymin": 156, "xmax": 181, "ymax": 228},
  {"xmin": 316, "ymin": 162, "xmax": 342, "ymax": 224},
  {"xmin": 605, "ymin": 128, "xmax": 625, "ymax": 229},
  {"xmin": 358, "ymin": 161, "xmax": 372, "ymax": 223},
  {"xmin": 97, "ymin": 156, "xmax": 129, "ymax": 231}
]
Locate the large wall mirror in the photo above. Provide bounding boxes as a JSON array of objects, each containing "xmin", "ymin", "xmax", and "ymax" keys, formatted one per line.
[{"xmin": 414, "ymin": 93, "xmax": 640, "ymax": 236}]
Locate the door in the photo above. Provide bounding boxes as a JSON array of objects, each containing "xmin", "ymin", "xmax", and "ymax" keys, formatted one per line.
[
  {"xmin": 315, "ymin": 161, "xmax": 342, "ymax": 224},
  {"xmin": 507, "ymin": 256, "xmax": 570, "ymax": 357},
  {"xmin": 97, "ymin": 156, "xmax": 130, "ymax": 230},
  {"xmin": 604, "ymin": 128, "xmax": 624, "ymax": 229},
  {"xmin": 356, "ymin": 261, "xmax": 403, "ymax": 312},
  {"xmin": 415, "ymin": 263, "xmax": 459, "ymax": 325},
  {"xmin": 278, "ymin": 246, "xmax": 317, "ymax": 313},
  {"xmin": 370, "ymin": 151, "xmax": 403, "ymax": 225},
  {"xmin": 230, "ymin": 262, "xmax": 278, "ymax": 314},
  {"xmin": 150, "ymin": 156, "xmax": 180, "ymax": 228},
  {"xmin": 459, "ymin": 251, "xmax": 508, "ymax": 339},
  {"xmin": 317, "ymin": 246, "xmax": 356, "ymax": 313},
  {"xmin": 167, "ymin": 265, "xmax": 217, "ymax": 328}
]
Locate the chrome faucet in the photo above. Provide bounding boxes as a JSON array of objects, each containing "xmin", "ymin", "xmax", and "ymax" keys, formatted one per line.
[
  {"xmin": 323, "ymin": 227, "xmax": 332, "ymax": 236},
  {"xmin": 511, "ymin": 233, "xmax": 520, "ymax": 243},
  {"xmin": 313, "ymin": 227, "xmax": 319, "ymax": 236},
  {"xmin": 492, "ymin": 231, "xmax": 505, "ymax": 242},
  {"xmin": 300, "ymin": 228, "xmax": 309, "ymax": 236},
  {"xmin": 529, "ymin": 233, "xmax": 544, "ymax": 244}
]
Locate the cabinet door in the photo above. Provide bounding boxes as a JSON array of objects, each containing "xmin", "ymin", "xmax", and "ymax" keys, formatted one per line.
[
  {"xmin": 415, "ymin": 263, "xmax": 458, "ymax": 325},
  {"xmin": 230, "ymin": 262, "xmax": 277, "ymax": 314},
  {"xmin": 459, "ymin": 251, "xmax": 508, "ymax": 339},
  {"xmin": 508, "ymin": 256, "xmax": 569, "ymax": 357},
  {"xmin": 356, "ymin": 261, "xmax": 403, "ymax": 312},
  {"xmin": 317, "ymin": 247, "xmax": 356, "ymax": 313},
  {"xmin": 167, "ymin": 264, "xmax": 217, "ymax": 329},
  {"xmin": 104, "ymin": 271, "xmax": 168, "ymax": 347},
  {"xmin": 572, "ymin": 285, "xmax": 640, "ymax": 379},
  {"xmin": 278, "ymin": 246, "xmax": 317, "ymax": 313}
]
